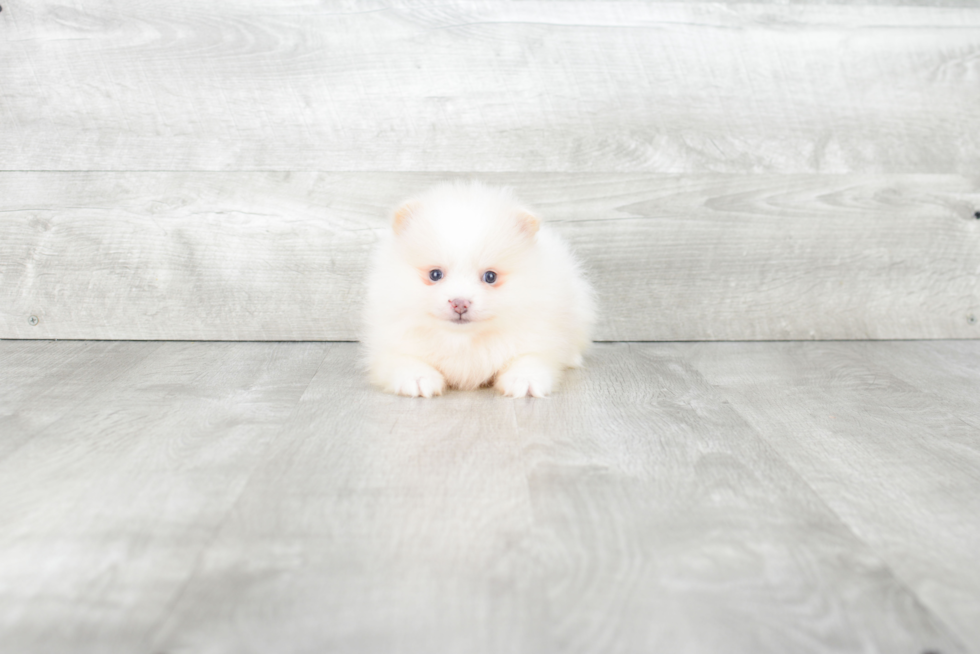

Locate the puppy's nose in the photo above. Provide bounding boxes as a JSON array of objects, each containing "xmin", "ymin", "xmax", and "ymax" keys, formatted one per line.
[{"xmin": 449, "ymin": 298, "xmax": 470, "ymax": 315}]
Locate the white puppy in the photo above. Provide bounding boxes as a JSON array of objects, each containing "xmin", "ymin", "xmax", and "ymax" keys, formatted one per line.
[{"xmin": 362, "ymin": 181, "xmax": 595, "ymax": 398}]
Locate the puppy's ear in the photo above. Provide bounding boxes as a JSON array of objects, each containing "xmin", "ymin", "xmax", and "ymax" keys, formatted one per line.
[
  {"xmin": 516, "ymin": 211, "xmax": 540, "ymax": 237},
  {"xmin": 392, "ymin": 200, "xmax": 421, "ymax": 236}
]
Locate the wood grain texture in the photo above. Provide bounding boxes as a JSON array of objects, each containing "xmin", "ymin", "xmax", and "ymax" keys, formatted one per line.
[
  {"xmin": 149, "ymin": 345, "xmax": 543, "ymax": 654},
  {"xmin": 871, "ymin": 340, "xmax": 980, "ymax": 431},
  {"xmin": 507, "ymin": 345, "xmax": 964, "ymax": 654},
  {"xmin": 687, "ymin": 340, "xmax": 980, "ymax": 650},
  {"xmin": 0, "ymin": 341, "xmax": 328, "ymax": 652},
  {"xmin": 0, "ymin": 340, "xmax": 162, "ymax": 460},
  {"xmin": 1, "ymin": 1, "xmax": 979, "ymax": 173},
  {"xmin": 2, "ymin": 172, "xmax": 977, "ymax": 340},
  {"xmin": 1, "ymin": 340, "xmax": 973, "ymax": 653}
]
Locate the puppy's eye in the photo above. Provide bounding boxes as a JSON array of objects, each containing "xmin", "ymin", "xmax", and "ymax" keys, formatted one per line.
[
  {"xmin": 482, "ymin": 270, "xmax": 497, "ymax": 284},
  {"xmin": 429, "ymin": 269, "xmax": 443, "ymax": 282}
]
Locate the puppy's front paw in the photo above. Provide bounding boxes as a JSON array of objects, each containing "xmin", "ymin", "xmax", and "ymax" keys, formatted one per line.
[
  {"xmin": 495, "ymin": 360, "xmax": 554, "ymax": 398},
  {"xmin": 388, "ymin": 364, "xmax": 446, "ymax": 398}
]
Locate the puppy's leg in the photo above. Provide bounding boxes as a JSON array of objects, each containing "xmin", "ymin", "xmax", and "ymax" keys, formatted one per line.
[
  {"xmin": 495, "ymin": 355, "xmax": 557, "ymax": 398},
  {"xmin": 371, "ymin": 355, "xmax": 446, "ymax": 398}
]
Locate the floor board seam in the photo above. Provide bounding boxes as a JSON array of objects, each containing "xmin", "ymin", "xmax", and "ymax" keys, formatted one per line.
[
  {"xmin": 143, "ymin": 343, "xmax": 333, "ymax": 648},
  {"xmin": 0, "ymin": 341, "xmax": 165, "ymax": 466},
  {"xmin": 705, "ymin": 378, "xmax": 973, "ymax": 653}
]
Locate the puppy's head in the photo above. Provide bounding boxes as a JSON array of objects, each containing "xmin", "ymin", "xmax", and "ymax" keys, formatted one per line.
[{"xmin": 388, "ymin": 181, "xmax": 539, "ymax": 329}]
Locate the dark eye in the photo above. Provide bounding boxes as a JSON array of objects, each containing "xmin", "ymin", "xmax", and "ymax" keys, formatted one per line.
[
  {"xmin": 482, "ymin": 270, "xmax": 497, "ymax": 284},
  {"xmin": 429, "ymin": 269, "xmax": 443, "ymax": 282}
]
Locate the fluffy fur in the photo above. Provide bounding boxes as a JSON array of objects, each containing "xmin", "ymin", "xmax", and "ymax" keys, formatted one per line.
[{"xmin": 362, "ymin": 181, "xmax": 595, "ymax": 398}]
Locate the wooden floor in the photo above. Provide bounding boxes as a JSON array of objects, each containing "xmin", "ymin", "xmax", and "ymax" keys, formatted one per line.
[
  {"xmin": 4, "ymin": 2, "xmax": 977, "ymax": 652},
  {"xmin": 2, "ymin": 340, "xmax": 978, "ymax": 653}
]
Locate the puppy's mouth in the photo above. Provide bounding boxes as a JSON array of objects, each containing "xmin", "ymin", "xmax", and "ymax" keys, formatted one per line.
[{"xmin": 451, "ymin": 315, "xmax": 472, "ymax": 324}]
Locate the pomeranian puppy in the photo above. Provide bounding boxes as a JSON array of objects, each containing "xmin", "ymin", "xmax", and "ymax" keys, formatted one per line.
[{"xmin": 362, "ymin": 181, "xmax": 595, "ymax": 398}]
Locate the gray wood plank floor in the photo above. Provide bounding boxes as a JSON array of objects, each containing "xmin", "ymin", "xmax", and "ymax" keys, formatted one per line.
[{"xmin": 1, "ymin": 340, "xmax": 977, "ymax": 653}]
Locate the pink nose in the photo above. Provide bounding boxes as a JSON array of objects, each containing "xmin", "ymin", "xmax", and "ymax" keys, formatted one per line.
[{"xmin": 449, "ymin": 298, "xmax": 470, "ymax": 315}]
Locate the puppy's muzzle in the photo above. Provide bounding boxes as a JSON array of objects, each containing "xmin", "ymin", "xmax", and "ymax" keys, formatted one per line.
[{"xmin": 449, "ymin": 298, "xmax": 470, "ymax": 317}]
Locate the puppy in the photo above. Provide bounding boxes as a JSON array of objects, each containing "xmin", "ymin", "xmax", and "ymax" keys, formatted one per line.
[{"xmin": 362, "ymin": 181, "xmax": 595, "ymax": 398}]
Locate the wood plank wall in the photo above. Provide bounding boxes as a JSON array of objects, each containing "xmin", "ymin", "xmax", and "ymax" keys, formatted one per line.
[{"xmin": 1, "ymin": 1, "xmax": 978, "ymax": 340}]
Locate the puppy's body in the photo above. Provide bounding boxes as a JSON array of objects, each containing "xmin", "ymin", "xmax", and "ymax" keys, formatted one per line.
[{"xmin": 363, "ymin": 181, "xmax": 595, "ymax": 398}]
